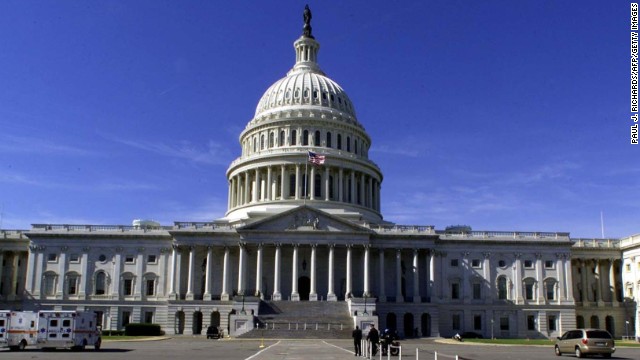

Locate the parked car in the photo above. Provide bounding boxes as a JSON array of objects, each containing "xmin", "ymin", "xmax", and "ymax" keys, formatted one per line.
[
  {"xmin": 554, "ymin": 329, "xmax": 615, "ymax": 358},
  {"xmin": 206, "ymin": 326, "xmax": 221, "ymax": 339}
]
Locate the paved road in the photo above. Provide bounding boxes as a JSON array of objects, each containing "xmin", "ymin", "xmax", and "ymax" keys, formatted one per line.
[{"xmin": 0, "ymin": 337, "xmax": 637, "ymax": 360}]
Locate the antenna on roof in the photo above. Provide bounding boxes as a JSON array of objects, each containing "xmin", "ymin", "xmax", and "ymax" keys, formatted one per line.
[{"xmin": 600, "ymin": 210, "xmax": 605, "ymax": 239}]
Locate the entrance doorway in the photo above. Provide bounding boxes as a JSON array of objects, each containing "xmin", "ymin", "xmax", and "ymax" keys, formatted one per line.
[
  {"xmin": 298, "ymin": 276, "xmax": 310, "ymax": 300},
  {"xmin": 193, "ymin": 311, "xmax": 203, "ymax": 335},
  {"xmin": 421, "ymin": 313, "xmax": 431, "ymax": 337}
]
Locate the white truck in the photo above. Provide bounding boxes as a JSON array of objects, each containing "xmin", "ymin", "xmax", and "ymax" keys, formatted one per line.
[
  {"xmin": 36, "ymin": 311, "xmax": 101, "ymax": 350},
  {"xmin": 0, "ymin": 310, "xmax": 38, "ymax": 351}
]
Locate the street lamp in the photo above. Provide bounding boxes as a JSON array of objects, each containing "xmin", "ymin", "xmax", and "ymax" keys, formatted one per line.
[
  {"xmin": 491, "ymin": 319, "xmax": 494, "ymax": 340},
  {"xmin": 241, "ymin": 293, "xmax": 246, "ymax": 315},
  {"xmin": 625, "ymin": 320, "xmax": 630, "ymax": 340},
  {"xmin": 363, "ymin": 294, "xmax": 369, "ymax": 316}
]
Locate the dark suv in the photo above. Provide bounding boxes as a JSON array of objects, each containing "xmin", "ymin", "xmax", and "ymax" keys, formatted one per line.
[
  {"xmin": 554, "ymin": 329, "xmax": 615, "ymax": 358},
  {"xmin": 206, "ymin": 326, "xmax": 221, "ymax": 339}
]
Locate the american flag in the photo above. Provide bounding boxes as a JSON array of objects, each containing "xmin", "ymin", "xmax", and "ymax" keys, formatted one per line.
[{"xmin": 308, "ymin": 151, "xmax": 326, "ymax": 165}]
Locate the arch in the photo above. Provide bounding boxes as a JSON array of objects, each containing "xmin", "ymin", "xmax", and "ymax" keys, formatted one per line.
[
  {"xmin": 64, "ymin": 271, "xmax": 80, "ymax": 296},
  {"xmin": 337, "ymin": 134, "xmax": 342, "ymax": 150},
  {"xmin": 404, "ymin": 313, "xmax": 415, "ymax": 338},
  {"xmin": 210, "ymin": 311, "xmax": 221, "ymax": 328},
  {"xmin": 303, "ymin": 130, "xmax": 309, "ymax": 146},
  {"xmin": 253, "ymin": 137, "xmax": 257, "ymax": 153},
  {"xmin": 522, "ymin": 277, "xmax": 536, "ymax": 301},
  {"xmin": 260, "ymin": 134, "xmax": 265, "ymax": 150},
  {"xmin": 175, "ymin": 311, "xmax": 185, "ymax": 335},
  {"xmin": 326, "ymin": 132, "xmax": 332, "ymax": 148},
  {"xmin": 590, "ymin": 315, "xmax": 600, "ymax": 329},
  {"xmin": 346, "ymin": 136, "xmax": 351, "ymax": 152},
  {"xmin": 291, "ymin": 130, "xmax": 297, "ymax": 146},
  {"xmin": 576, "ymin": 315, "xmax": 585, "ymax": 329},
  {"xmin": 421, "ymin": 313, "xmax": 431, "ymax": 337},
  {"xmin": 298, "ymin": 276, "xmax": 310, "ymax": 301},
  {"xmin": 386, "ymin": 313, "xmax": 397, "ymax": 331},
  {"xmin": 279, "ymin": 130, "xmax": 285, "ymax": 146},
  {"xmin": 269, "ymin": 132, "xmax": 274, "ymax": 148},
  {"xmin": 95, "ymin": 271, "xmax": 107, "ymax": 295},
  {"xmin": 193, "ymin": 311, "xmax": 203, "ymax": 335},
  {"xmin": 227, "ymin": 309, "xmax": 236, "ymax": 335},
  {"xmin": 314, "ymin": 130, "xmax": 321, "ymax": 146},
  {"xmin": 605, "ymin": 316, "xmax": 615, "ymax": 336}
]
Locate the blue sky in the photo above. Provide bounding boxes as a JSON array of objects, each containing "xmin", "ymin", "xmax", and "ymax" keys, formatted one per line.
[{"xmin": 0, "ymin": 0, "xmax": 637, "ymax": 238}]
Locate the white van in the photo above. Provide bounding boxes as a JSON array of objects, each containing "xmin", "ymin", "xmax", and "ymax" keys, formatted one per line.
[
  {"xmin": 36, "ymin": 311, "xmax": 101, "ymax": 351},
  {"xmin": 0, "ymin": 310, "xmax": 38, "ymax": 350}
]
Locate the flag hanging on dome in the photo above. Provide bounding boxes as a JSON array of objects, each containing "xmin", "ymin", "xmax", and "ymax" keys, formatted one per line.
[{"xmin": 308, "ymin": 151, "xmax": 325, "ymax": 165}]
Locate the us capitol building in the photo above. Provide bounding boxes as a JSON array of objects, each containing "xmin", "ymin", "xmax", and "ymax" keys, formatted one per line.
[{"xmin": 1, "ymin": 7, "xmax": 639, "ymax": 340}]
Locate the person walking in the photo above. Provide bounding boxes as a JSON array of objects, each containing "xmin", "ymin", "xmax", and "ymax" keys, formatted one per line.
[
  {"xmin": 352, "ymin": 325, "xmax": 362, "ymax": 356},
  {"xmin": 366, "ymin": 323, "xmax": 379, "ymax": 357}
]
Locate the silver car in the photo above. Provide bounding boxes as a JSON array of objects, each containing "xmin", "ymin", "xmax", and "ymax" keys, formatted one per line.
[{"xmin": 554, "ymin": 329, "xmax": 615, "ymax": 358}]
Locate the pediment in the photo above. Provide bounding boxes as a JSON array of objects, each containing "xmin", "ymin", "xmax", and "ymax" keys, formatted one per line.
[{"xmin": 237, "ymin": 206, "xmax": 372, "ymax": 233}]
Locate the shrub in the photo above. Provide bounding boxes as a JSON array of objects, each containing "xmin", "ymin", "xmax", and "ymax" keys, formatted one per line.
[
  {"xmin": 124, "ymin": 323, "xmax": 162, "ymax": 336},
  {"xmin": 102, "ymin": 330, "xmax": 125, "ymax": 336}
]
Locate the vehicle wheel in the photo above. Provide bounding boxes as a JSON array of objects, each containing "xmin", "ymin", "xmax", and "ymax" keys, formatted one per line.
[
  {"xmin": 575, "ymin": 347, "xmax": 583, "ymax": 358},
  {"xmin": 18, "ymin": 340, "xmax": 27, "ymax": 351},
  {"xmin": 554, "ymin": 345, "xmax": 561, "ymax": 356},
  {"xmin": 390, "ymin": 347, "xmax": 399, "ymax": 356},
  {"xmin": 94, "ymin": 338, "xmax": 101, "ymax": 351}
]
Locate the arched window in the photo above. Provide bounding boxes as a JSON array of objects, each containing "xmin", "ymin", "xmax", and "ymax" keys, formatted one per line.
[
  {"xmin": 260, "ymin": 134, "xmax": 265, "ymax": 150},
  {"xmin": 253, "ymin": 138, "xmax": 257, "ymax": 153},
  {"xmin": 143, "ymin": 273, "xmax": 157, "ymax": 297},
  {"xmin": 337, "ymin": 134, "xmax": 342, "ymax": 150},
  {"xmin": 354, "ymin": 139, "xmax": 358, "ymax": 154},
  {"xmin": 497, "ymin": 276, "xmax": 508, "ymax": 300},
  {"xmin": 269, "ymin": 132, "xmax": 274, "ymax": 148},
  {"xmin": 122, "ymin": 272, "xmax": 135, "ymax": 296},
  {"xmin": 590, "ymin": 315, "xmax": 600, "ymax": 328},
  {"xmin": 326, "ymin": 132, "xmax": 332, "ymax": 148},
  {"xmin": 95, "ymin": 271, "xmax": 107, "ymax": 295},
  {"xmin": 346, "ymin": 136, "xmax": 351, "ymax": 152},
  {"xmin": 65, "ymin": 271, "xmax": 80, "ymax": 296},
  {"xmin": 279, "ymin": 130, "xmax": 285, "ymax": 147},
  {"xmin": 43, "ymin": 271, "xmax": 57, "ymax": 296},
  {"xmin": 303, "ymin": 130, "xmax": 309, "ymax": 146},
  {"xmin": 314, "ymin": 130, "xmax": 321, "ymax": 146},
  {"xmin": 289, "ymin": 174, "xmax": 296, "ymax": 197},
  {"xmin": 291, "ymin": 130, "xmax": 297, "ymax": 146}
]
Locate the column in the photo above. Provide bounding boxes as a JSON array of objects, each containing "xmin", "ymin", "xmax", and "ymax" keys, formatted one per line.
[
  {"xmin": 273, "ymin": 244, "xmax": 282, "ymax": 300},
  {"xmin": 359, "ymin": 173, "xmax": 365, "ymax": 205},
  {"xmin": 227, "ymin": 180, "xmax": 232, "ymax": 209},
  {"xmin": 0, "ymin": 251, "xmax": 4, "ymax": 297},
  {"xmin": 112, "ymin": 249, "xmax": 123, "ymax": 299},
  {"xmin": 514, "ymin": 253, "xmax": 522, "ymax": 304},
  {"xmin": 556, "ymin": 253, "xmax": 565, "ymax": 303},
  {"xmin": 461, "ymin": 252, "xmax": 469, "ymax": 302},
  {"xmin": 204, "ymin": 246, "xmax": 213, "ymax": 300},
  {"xmin": 266, "ymin": 166, "xmax": 272, "ymax": 201},
  {"xmin": 244, "ymin": 171, "xmax": 250, "ymax": 205},
  {"xmin": 186, "ymin": 246, "xmax": 195, "ymax": 300},
  {"xmin": 168, "ymin": 246, "xmax": 178, "ymax": 300},
  {"xmin": 484, "ymin": 252, "xmax": 492, "ymax": 303},
  {"xmin": 324, "ymin": 167, "xmax": 330, "ymax": 201},
  {"xmin": 327, "ymin": 245, "xmax": 336, "ymax": 301},
  {"xmin": 429, "ymin": 250, "xmax": 436, "ymax": 302},
  {"xmin": 368, "ymin": 176, "xmax": 373, "ymax": 208},
  {"xmin": 309, "ymin": 244, "xmax": 317, "ymax": 300},
  {"xmin": 608, "ymin": 258, "xmax": 616, "ymax": 302},
  {"xmin": 253, "ymin": 169, "xmax": 260, "ymax": 202},
  {"xmin": 33, "ymin": 251, "xmax": 44, "ymax": 298},
  {"xmin": 345, "ymin": 245, "xmax": 352, "ymax": 298},
  {"xmin": 595, "ymin": 259, "xmax": 604, "ymax": 303},
  {"xmin": 363, "ymin": 245, "xmax": 370, "ymax": 296},
  {"xmin": 255, "ymin": 244, "xmax": 263, "ymax": 298},
  {"xmin": 134, "ymin": 250, "xmax": 144, "ymax": 300},
  {"xmin": 24, "ymin": 245, "xmax": 37, "ymax": 294},
  {"xmin": 221, "ymin": 247, "xmax": 230, "ymax": 301},
  {"xmin": 295, "ymin": 164, "xmax": 301, "ymax": 200},
  {"xmin": 580, "ymin": 259, "xmax": 588, "ymax": 302},
  {"xmin": 55, "ymin": 249, "xmax": 67, "ymax": 299},
  {"xmin": 157, "ymin": 248, "xmax": 167, "ymax": 297},
  {"xmin": 338, "ymin": 168, "xmax": 344, "ymax": 202},
  {"xmin": 413, "ymin": 249, "xmax": 420, "ymax": 303},
  {"xmin": 535, "ymin": 253, "xmax": 543, "ymax": 304},
  {"xmin": 350, "ymin": 171, "xmax": 356, "ymax": 204},
  {"xmin": 378, "ymin": 248, "xmax": 386, "ymax": 302},
  {"xmin": 237, "ymin": 243, "xmax": 246, "ymax": 295},
  {"xmin": 310, "ymin": 166, "xmax": 315, "ymax": 200},
  {"xmin": 396, "ymin": 249, "xmax": 403, "ymax": 302},
  {"xmin": 280, "ymin": 165, "xmax": 286, "ymax": 200},
  {"xmin": 291, "ymin": 244, "xmax": 299, "ymax": 301},
  {"xmin": 565, "ymin": 255, "xmax": 574, "ymax": 302}
]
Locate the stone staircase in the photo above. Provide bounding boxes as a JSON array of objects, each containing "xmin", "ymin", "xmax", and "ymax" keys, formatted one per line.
[{"xmin": 237, "ymin": 301, "xmax": 353, "ymax": 339}]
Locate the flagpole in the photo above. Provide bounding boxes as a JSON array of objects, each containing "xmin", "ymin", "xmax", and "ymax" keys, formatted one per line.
[{"xmin": 304, "ymin": 154, "xmax": 308, "ymax": 205}]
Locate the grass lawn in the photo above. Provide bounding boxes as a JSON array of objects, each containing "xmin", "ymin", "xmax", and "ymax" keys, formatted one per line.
[{"xmin": 463, "ymin": 339, "xmax": 640, "ymax": 347}]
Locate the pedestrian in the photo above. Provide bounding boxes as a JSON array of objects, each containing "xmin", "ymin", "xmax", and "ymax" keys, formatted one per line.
[
  {"xmin": 366, "ymin": 323, "xmax": 379, "ymax": 357},
  {"xmin": 352, "ymin": 325, "xmax": 362, "ymax": 356}
]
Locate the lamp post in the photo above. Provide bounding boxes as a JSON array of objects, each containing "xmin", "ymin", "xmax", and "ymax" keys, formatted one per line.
[
  {"xmin": 241, "ymin": 293, "xmax": 246, "ymax": 315},
  {"xmin": 363, "ymin": 294, "xmax": 369, "ymax": 316},
  {"xmin": 625, "ymin": 320, "xmax": 630, "ymax": 340},
  {"xmin": 491, "ymin": 318, "xmax": 494, "ymax": 340}
]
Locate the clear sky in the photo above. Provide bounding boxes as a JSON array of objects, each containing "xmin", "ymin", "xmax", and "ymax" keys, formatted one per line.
[{"xmin": 0, "ymin": 0, "xmax": 637, "ymax": 238}]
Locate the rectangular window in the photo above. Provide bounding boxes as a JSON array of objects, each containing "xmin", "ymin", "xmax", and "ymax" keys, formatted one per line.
[
  {"xmin": 548, "ymin": 315, "xmax": 557, "ymax": 331},
  {"xmin": 473, "ymin": 283, "xmax": 482, "ymax": 300},
  {"xmin": 50, "ymin": 319, "xmax": 58, "ymax": 327},
  {"xmin": 451, "ymin": 283, "xmax": 460, "ymax": 299},
  {"xmin": 452, "ymin": 314, "xmax": 461, "ymax": 330},
  {"xmin": 524, "ymin": 260, "xmax": 534, "ymax": 269},
  {"xmin": 44, "ymin": 276, "xmax": 56, "ymax": 296},
  {"xmin": 62, "ymin": 319, "xmax": 71, "ymax": 327},
  {"xmin": 67, "ymin": 277, "xmax": 77, "ymax": 295},
  {"xmin": 474, "ymin": 315, "xmax": 482, "ymax": 331},
  {"xmin": 450, "ymin": 259, "xmax": 459, "ymax": 267},
  {"xmin": 125, "ymin": 255, "xmax": 135, "ymax": 264},
  {"xmin": 471, "ymin": 259, "xmax": 481, "ymax": 268},
  {"xmin": 122, "ymin": 311, "xmax": 131, "ymax": 327},
  {"xmin": 95, "ymin": 311, "xmax": 104, "ymax": 328},
  {"xmin": 544, "ymin": 260, "xmax": 554, "ymax": 269},
  {"xmin": 144, "ymin": 311, "xmax": 154, "ymax": 324},
  {"xmin": 124, "ymin": 279, "xmax": 133, "ymax": 296},
  {"xmin": 525, "ymin": 283, "xmax": 534, "ymax": 300},
  {"xmin": 500, "ymin": 316, "xmax": 509, "ymax": 331},
  {"xmin": 147, "ymin": 255, "xmax": 157, "ymax": 264},
  {"xmin": 527, "ymin": 315, "xmax": 536, "ymax": 330},
  {"xmin": 69, "ymin": 254, "xmax": 80, "ymax": 263},
  {"xmin": 546, "ymin": 283, "xmax": 555, "ymax": 300},
  {"xmin": 47, "ymin": 253, "xmax": 58, "ymax": 262},
  {"xmin": 146, "ymin": 279, "xmax": 155, "ymax": 296}
]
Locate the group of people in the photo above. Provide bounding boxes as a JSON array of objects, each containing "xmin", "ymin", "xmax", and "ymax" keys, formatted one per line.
[{"xmin": 352, "ymin": 324, "xmax": 398, "ymax": 357}]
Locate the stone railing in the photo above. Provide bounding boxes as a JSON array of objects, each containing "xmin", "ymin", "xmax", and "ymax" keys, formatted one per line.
[
  {"xmin": 30, "ymin": 224, "xmax": 172, "ymax": 232},
  {"xmin": 227, "ymin": 147, "xmax": 381, "ymax": 171},
  {"xmin": 620, "ymin": 234, "xmax": 640, "ymax": 248},
  {"xmin": 173, "ymin": 222, "xmax": 243, "ymax": 230},
  {"xmin": 369, "ymin": 224, "xmax": 435, "ymax": 234},
  {"xmin": 572, "ymin": 238, "xmax": 620, "ymax": 249},
  {"xmin": 0, "ymin": 230, "xmax": 27, "ymax": 238},
  {"xmin": 437, "ymin": 230, "xmax": 570, "ymax": 240}
]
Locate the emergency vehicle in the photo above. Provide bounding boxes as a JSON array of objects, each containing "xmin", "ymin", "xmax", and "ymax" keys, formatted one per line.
[
  {"xmin": 36, "ymin": 311, "xmax": 102, "ymax": 350},
  {"xmin": 0, "ymin": 310, "xmax": 38, "ymax": 351}
]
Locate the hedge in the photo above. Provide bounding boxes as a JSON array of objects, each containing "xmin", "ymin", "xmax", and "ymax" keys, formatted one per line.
[{"xmin": 124, "ymin": 323, "xmax": 162, "ymax": 336}]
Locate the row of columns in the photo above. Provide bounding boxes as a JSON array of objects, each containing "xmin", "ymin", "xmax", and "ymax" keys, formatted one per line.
[
  {"xmin": 167, "ymin": 244, "xmax": 437, "ymax": 303},
  {"xmin": 227, "ymin": 164, "xmax": 381, "ymax": 212},
  {"xmin": 0, "ymin": 251, "xmax": 25, "ymax": 300},
  {"xmin": 575, "ymin": 258, "xmax": 620, "ymax": 303}
]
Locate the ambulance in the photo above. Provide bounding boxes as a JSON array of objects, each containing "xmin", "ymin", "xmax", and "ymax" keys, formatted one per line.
[
  {"xmin": 0, "ymin": 310, "xmax": 38, "ymax": 351},
  {"xmin": 36, "ymin": 311, "xmax": 102, "ymax": 350}
]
